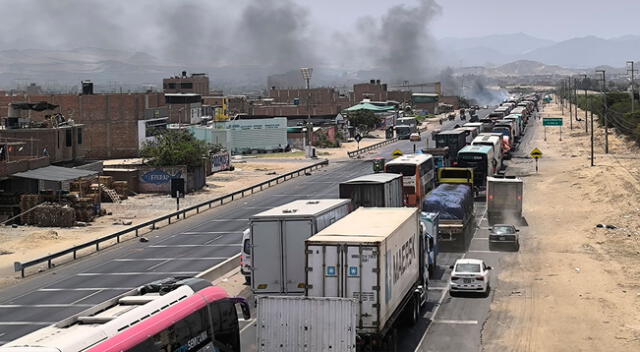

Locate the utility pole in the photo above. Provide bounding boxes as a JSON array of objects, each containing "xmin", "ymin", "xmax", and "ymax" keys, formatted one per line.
[
  {"xmin": 561, "ymin": 80, "xmax": 565, "ymax": 115},
  {"xmin": 596, "ymin": 69, "xmax": 608, "ymax": 154},
  {"xmin": 569, "ymin": 77, "xmax": 573, "ymax": 130},
  {"xmin": 574, "ymin": 77, "xmax": 578, "ymax": 126},
  {"xmin": 627, "ymin": 61, "xmax": 636, "ymax": 113},
  {"xmin": 579, "ymin": 74, "xmax": 588, "ymax": 133},
  {"xmin": 568, "ymin": 78, "xmax": 573, "ymax": 118},
  {"xmin": 590, "ymin": 96, "xmax": 594, "ymax": 166}
]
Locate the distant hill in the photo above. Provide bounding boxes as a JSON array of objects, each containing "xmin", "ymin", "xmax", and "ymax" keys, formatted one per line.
[{"xmin": 523, "ymin": 35, "xmax": 640, "ymax": 67}]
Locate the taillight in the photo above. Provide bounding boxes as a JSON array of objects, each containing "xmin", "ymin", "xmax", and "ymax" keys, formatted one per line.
[
  {"xmin": 517, "ymin": 195, "xmax": 522, "ymax": 200},
  {"xmin": 451, "ymin": 276, "xmax": 460, "ymax": 280},
  {"xmin": 488, "ymin": 194, "xmax": 494, "ymax": 200},
  {"xmin": 476, "ymin": 276, "xmax": 485, "ymax": 281}
]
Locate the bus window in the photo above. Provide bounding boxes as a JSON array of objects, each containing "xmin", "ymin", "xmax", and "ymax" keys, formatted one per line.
[
  {"xmin": 386, "ymin": 164, "xmax": 416, "ymax": 176},
  {"xmin": 210, "ymin": 299, "xmax": 241, "ymax": 351}
]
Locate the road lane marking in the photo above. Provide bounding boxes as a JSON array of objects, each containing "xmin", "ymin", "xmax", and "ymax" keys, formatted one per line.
[
  {"xmin": 428, "ymin": 287, "xmax": 448, "ymax": 291},
  {"xmin": 70, "ymin": 290, "xmax": 105, "ymax": 305},
  {"xmin": 77, "ymin": 272, "xmax": 199, "ymax": 276},
  {"xmin": 0, "ymin": 304, "xmax": 93, "ymax": 308},
  {"xmin": 472, "ymin": 237, "xmax": 489, "ymax": 240},
  {"xmin": 146, "ymin": 259, "xmax": 170, "ymax": 271},
  {"xmin": 206, "ymin": 219, "xmax": 248, "ymax": 222},
  {"xmin": 39, "ymin": 288, "xmax": 132, "ymax": 292},
  {"xmin": 414, "ymin": 205, "xmax": 488, "ymax": 352},
  {"xmin": 204, "ymin": 235, "xmax": 224, "ymax": 245},
  {"xmin": 148, "ymin": 244, "xmax": 241, "ymax": 248},
  {"xmin": 240, "ymin": 318, "xmax": 256, "ymax": 335},
  {"xmin": 432, "ymin": 319, "xmax": 478, "ymax": 325},
  {"xmin": 113, "ymin": 258, "xmax": 226, "ymax": 262},
  {"xmin": 468, "ymin": 250, "xmax": 500, "ymax": 253},
  {"xmin": 180, "ymin": 231, "xmax": 243, "ymax": 235}
]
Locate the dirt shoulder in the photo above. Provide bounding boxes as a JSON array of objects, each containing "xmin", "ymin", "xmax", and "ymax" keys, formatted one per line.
[
  {"xmin": 483, "ymin": 102, "xmax": 640, "ymax": 350},
  {"xmin": 0, "ymin": 159, "xmax": 313, "ymax": 289}
]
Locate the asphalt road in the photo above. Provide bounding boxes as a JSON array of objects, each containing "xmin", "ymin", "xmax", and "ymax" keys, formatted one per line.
[{"xmin": 0, "ymin": 108, "xmax": 493, "ymax": 346}]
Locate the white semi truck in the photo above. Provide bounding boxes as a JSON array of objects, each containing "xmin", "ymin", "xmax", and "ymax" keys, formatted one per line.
[
  {"xmin": 250, "ymin": 199, "xmax": 351, "ymax": 295},
  {"xmin": 305, "ymin": 207, "xmax": 428, "ymax": 348}
]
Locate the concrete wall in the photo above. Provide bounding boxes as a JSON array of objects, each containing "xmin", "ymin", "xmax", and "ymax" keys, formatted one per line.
[{"xmin": 137, "ymin": 165, "xmax": 205, "ymax": 194}]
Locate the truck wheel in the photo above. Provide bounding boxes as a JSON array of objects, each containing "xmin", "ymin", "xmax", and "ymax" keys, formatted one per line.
[{"xmin": 408, "ymin": 298, "xmax": 420, "ymax": 325}]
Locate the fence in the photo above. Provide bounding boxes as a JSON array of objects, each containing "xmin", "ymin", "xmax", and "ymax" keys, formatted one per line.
[
  {"xmin": 14, "ymin": 159, "xmax": 329, "ymax": 277},
  {"xmin": 347, "ymin": 137, "xmax": 398, "ymax": 159}
]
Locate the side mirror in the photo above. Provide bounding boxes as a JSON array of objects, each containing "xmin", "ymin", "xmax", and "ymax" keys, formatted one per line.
[
  {"xmin": 449, "ymin": 265, "xmax": 454, "ymax": 270},
  {"xmin": 516, "ymin": 229, "xmax": 520, "ymax": 232},
  {"xmin": 488, "ymin": 227, "xmax": 493, "ymax": 231},
  {"xmin": 486, "ymin": 266, "xmax": 493, "ymax": 270}
]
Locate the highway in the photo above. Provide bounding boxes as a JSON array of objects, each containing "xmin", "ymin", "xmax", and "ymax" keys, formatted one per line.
[{"xmin": 0, "ymin": 108, "xmax": 502, "ymax": 349}]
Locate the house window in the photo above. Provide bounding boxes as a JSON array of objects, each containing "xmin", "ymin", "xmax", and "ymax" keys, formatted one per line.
[
  {"xmin": 168, "ymin": 83, "xmax": 176, "ymax": 89},
  {"xmin": 65, "ymin": 129, "xmax": 72, "ymax": 147},
  {"xmin": 77, "ymin": 128, "xmax": 83, "ymax": 144},
  {"xmin": 181, "ymin": 82, "xmax": 193, "ymax": 89}
]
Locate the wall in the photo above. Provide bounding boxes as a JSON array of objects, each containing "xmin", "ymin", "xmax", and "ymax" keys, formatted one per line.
[
  {"xmin": 137, "ymin": 165, "xmax": 205, "ymax": 194},
  {"xmin": 0, "ymin": 93, "xmax": 165, "ymax": 159},
  {"xmin": 210, "ymin": 152, "xmax": 231, "ymax": 173},
  {"xmin": 353, "ymin": 81, "xmax": 388, "ymax": 102},
  {"xmin": 103, "ymin": 168, "xmax": 139, "ymax": 194},
  {"xmin": 0, "ymin": 125, "xmax": 86, "ymax": 164},
  {"xmin": 163, "ymin": 74, "xmax": 210, "ymax": 96},
  {"xmin": 224, "ymin": 118, "xmax": 287, "ymax": 154}
]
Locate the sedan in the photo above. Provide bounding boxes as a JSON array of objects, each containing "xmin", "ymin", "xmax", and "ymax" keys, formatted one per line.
[
  {"xmin": 409, "ymin": 133, "xmax": 422, "ymax": 142},
  {"xmin": 489, "ymin": 224, "xmax": 520, "ymax": 251},
  {"xmin": 449, "ymin": 258, "xmax": 492, "ymax": 296}
]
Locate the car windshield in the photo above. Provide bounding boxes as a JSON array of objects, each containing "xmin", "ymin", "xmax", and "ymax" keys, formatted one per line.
[
  {"xmin": 455, "ymin": 263, "xmax": 481, "ymax": 273},
  {"xmin": 493, "ymin": 226, "xmax": 515, "ymax": 234}
]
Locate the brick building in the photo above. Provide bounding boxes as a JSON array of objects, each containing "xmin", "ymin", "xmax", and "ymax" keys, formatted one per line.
[
  {"xmin": 252, "ymin": 87, "xmax": 350, "ymax": 117},
  {"xmin": 0, "ymin": 92, "xmax": 165, "ymax": 159},
  {"xmin": 353, "ymin": 80, "xmax": 389, "ymax": 102},
  {"xmin": 163, "ymin": 71, "xmax": 210, "ymax": 96}
]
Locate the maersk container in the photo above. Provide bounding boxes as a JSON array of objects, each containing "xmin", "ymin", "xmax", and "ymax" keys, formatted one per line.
[
  {"xmin": 305, "ymin": 207, "xmax": 427, "ymax": 340},
  {"xmin": 256, "ymin": 296, "xmax": 357, "ymax": 352},
  {"xmin": 251, "ymin": 199, "xmax": 351, "ymax": 295},
  {"xmin": 338, "ymin": 173, "xmax": 404, "ymax": 208}
]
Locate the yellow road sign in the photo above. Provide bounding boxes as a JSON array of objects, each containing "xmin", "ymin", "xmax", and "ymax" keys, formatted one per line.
[
  {"xmin": 530, "ymin": 148, "xmax": 543, "ymax": 159},
  {"xmin": 392, "ymin": 149, "xmax": 403, "ymax": 158}
]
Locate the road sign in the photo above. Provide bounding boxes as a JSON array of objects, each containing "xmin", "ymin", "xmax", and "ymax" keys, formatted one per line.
[
  {"xmin": 354, "ymin": 134, "xmax": 362, "ymax": 143},
  {"xmin": 543, "ymin": 118, "xmax": 563, "ymax": 126},
  {"xmin": 530, "ymin": 148, "xmax": 543, "ymax": 159},
  {"xmin": 392, "ymin": 149, "xmax": 403, "ymax": 158}
]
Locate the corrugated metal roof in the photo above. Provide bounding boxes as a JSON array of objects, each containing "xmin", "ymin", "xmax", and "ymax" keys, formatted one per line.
[{"xmin": 12, "ymin": 165, "xmax": 98, "ymax": 182}]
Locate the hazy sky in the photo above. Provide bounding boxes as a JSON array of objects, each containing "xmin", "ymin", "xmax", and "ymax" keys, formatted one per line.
[{"xmin": 308, "ymin": 0, "xmax": 640, "ymax": 41}]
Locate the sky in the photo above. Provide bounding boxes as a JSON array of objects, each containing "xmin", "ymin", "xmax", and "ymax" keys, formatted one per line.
[{"xmin": 307, "ymin": 0, "xmax": 640, "ymax": 41}]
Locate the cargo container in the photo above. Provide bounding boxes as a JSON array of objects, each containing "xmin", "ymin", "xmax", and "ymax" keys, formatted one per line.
[
  {"xmin": 421, "ymin": 212, "xmax": 440, "ymax": 277},
  {"xmin": 251, "ymin": 199, "xmax": 351, "ymax": 295},
  {"xmin": 487, "ymin": 176, "xmax": 524, "ymax": 225},
  {"xmin": 256, "ymin": 296, "xmax": 357, "ymax": 352},
  {"xmin": 339, "ymin": 173, "xmax": 404, "ymax": 208},
  {"xmin": 305, "ymin": 208, "xmax": 427, "ymax": 347}
]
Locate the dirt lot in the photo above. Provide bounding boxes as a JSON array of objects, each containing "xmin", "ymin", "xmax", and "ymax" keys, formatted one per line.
[
  {"xmin": 483, "ymin": 102, "xmax": 640, "ymax": 351},
  {"xmin": 0, "ymin": 159, "xmax": 313, "ymax": 288}
]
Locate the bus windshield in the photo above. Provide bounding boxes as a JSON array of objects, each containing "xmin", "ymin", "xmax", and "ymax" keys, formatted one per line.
[{"xmin": 386, "ymin": 164, "xmax": 416, "ymax": 176}]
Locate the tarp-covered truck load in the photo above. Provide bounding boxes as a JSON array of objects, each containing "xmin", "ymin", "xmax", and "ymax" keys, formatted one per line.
[{"xmin": 422, "ymin": 184, "xmax": 474, "ymax": 245}]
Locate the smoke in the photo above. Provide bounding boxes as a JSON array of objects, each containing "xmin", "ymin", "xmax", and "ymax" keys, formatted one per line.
[{"xmin": 465, "ymin": 77, "xmax": 510, "ymax": 105}]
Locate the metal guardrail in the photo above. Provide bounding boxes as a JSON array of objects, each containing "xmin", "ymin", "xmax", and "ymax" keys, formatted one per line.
[
  {"xmin": 347, "ymin": 137, "xmax": 399, "ymax": 159},
  {"xmin": 14, "ymin": 159, "xmax": 329, "ymax": 277}
]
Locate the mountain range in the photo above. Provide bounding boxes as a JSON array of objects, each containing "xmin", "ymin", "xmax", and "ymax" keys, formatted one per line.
[
  {"xmin": 440, "ymin": 33, "xmax": 640, "ymax": 68},
  {"xmin": 0, "ymin": 33, "xmax": 637, "ymax": 91}
]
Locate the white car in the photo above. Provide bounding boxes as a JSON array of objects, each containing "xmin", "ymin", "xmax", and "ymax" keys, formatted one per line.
[{"xmin": 449, "ymin": 258, "xmax": 492, "ymax": 296}]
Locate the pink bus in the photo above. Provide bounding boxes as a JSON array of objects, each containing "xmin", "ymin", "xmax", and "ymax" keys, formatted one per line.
[{"xmin": 0, "ymin": 277, "xmax": 250, "ymax": 352}]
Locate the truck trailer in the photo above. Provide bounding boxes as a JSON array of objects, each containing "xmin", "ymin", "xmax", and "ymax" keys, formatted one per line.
[
  {"xmin": 487, "ymin": 176, "xmax": 524, "ymax": 225},
  {"xmin": 422, "ymin": 183, "xmax": 475, "ymax": 251},
  {"xmin": 305, "ymin": 207, "xmax": 428, "ymax": 349},
  {"xmin": 250, "ymin": 199, "xmax": 351, "ymax": 295},
  {"xmin": 256, "ymin": 296, "xmax": 357, "ymax": 352},
  {"xmin": 339, "ymin": 173, "xmax": 404, "ymax": 209}
]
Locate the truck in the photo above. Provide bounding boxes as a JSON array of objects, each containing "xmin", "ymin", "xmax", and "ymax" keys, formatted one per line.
[
  {"xmin": 421, "ymin": 212, "xmax": 440, "ymax": 277},
  {"xmin": 305, "ymin": 207, "xmax": 427, "ymax": 349},
  {"xmin": 422, "ymin": 147, "xmax": 450, "ymax": 169},
  {"xmin": 250, "ymin": 199, "xmax": 351, "ymax": 295},
  {"xmin": 423, "ymin": 168, "xmax": 475, "ymax": 250},
  {"xmin": 256, "ymin": 296, "xmax": 358, "ymax": 352},
  {"xmin": 339, "ymin": 173, "xmax": 404, "ymax": 208},
  {"xmin": 487, "ymin": 176, "xmax": 524, "ymax": 225}
]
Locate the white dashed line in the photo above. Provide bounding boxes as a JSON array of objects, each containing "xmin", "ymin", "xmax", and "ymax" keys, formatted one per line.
[
  {"xmin": 77, "ymin": 272, "xmax": 199, "ymax": 276},
  {"xmin": 432, "ymin": 319, "xmax": 478, "ymax": 325}
]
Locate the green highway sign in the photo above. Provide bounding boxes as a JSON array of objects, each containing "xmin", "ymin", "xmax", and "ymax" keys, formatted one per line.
[{"xmin": 543, "ymin": 118, "xmax": 563, "ymax": 126}]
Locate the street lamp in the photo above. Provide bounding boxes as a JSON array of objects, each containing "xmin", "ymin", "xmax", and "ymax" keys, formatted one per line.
[
  {"xmin": 627, "ymin": 61, "xmax": 635, "ymax": 113},
  {"xmin": 300, "ymin": 67, "xmax": 313, "ymax": 152}
]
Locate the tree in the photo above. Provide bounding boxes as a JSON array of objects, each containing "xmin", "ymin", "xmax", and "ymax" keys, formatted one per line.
[
  {"xmin": 141, "ymin": 129, "xmax": 213, "ymax": 167},
  {"xmin": 348, "ymin": 110, "xmax": 380, "ymax": 135}
]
